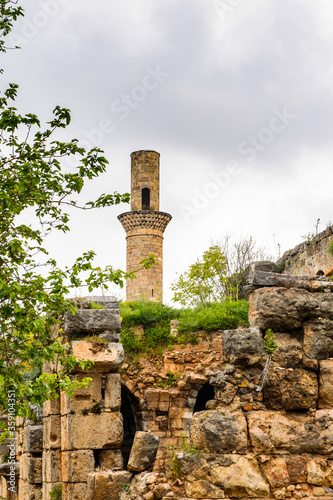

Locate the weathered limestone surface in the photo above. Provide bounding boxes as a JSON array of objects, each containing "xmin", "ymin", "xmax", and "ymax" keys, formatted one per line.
[
  {"xmin": 43, "ymin": 415, "xmax": 61, "ymax": 450},
  {"xmin": 127, "ymin": 431, "xmax": 160, "ymax": 472},
  {"xmin": 42, "ymin": 449, "xmax": 61, "ymax": 483},
  {"xmin": 247, "ymin": 269, "xmax": 333, "ymax": 292},
  {"xmin": 248, "ymin": 410, "xmax": 333, "ymax": 454},
  {"xmin": 61, "ymin": 450, "xmax": 95, "ymax": 483},
  {"xmin": 249, "ymin": 287, "xmax": 333, "ymax": 331},
  {"xmin": 271, "ymin": 332, "xmax": 302, "ymax": 368},
  {"xmin": 178, "ymin": 453, "xmax": 270, "ymax": 498},
  {"xmin": 319, "ymin": 359, "xmax": 333, "ymax": 408},
  {"xmin": 98, "ymin": 449, "xmax": 123, "ymax": 471},
  {"xmin": 61, "ymin": 373, "xmax": 102, "ymax": 414},
  {"xmin": 222, "ymin": 327, "xmax": 267, "ymax": 366},
  {"xmin": 64, "ymin": 308, "xmax": 121, "ymax": 334},
  {"xmin": 210, "ymin": 455, "xmax": 270, "ymax": 498},
  {"xmin": 259, "ymin": 455, "xmax": 290, "ymax": 488},
  {"xmin": 62, "ymin": 482, "xmax": 88, "ymax": 500},
  {"xmin": 20, "ymin": 455, "xmax": 42, "ymax": 484},
  {"xmin": 263, "ymin": 367, "xmax": 318, "ymax": 410},
  {"xmin": 14, "ymin": 283, "xmax": 333, "ymax": 500},
  {"xmin": 71, "ymin": 341, "xmax": 124, "ymax": 372},
  {"xmin": 303, "ymin": 319, "xmax": 333, "ymax": 360},
  {"xmin": 18, "ymin": 480, "xmax": 42, "ymax": 499},
  {"xmin": 279, "ymin": 224, "xmax": 333, "ymax": 276},
  {"xmin": 61, "ymin": 412, "xmax": 123, "ymax": 451},
  {"xmin": 191, "ymin": 410, "xmax": 248, "ymax": 453},
  {"xmin": 23, "ymin": 425, "xmax": 43, "ymax": 454},
  {"xmin": 87, "ymin": 471, "xmax": 133, "ymax": 500},
  {"xmin": 117, "ymin": 472, "xmax": 173, "ymax": 500},
  {"xmin": 105, "ymin": 373, "xmax": 121, "ymax": 410}
]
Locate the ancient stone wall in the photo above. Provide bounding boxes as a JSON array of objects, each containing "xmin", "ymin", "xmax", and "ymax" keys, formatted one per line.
[
  {"xmin": 279, "ymin": 225, "xmax": 333, "ymax": 276},
  {"xmin": 4, "ymin": 282, "xmax": 333, "ymax": 499}
]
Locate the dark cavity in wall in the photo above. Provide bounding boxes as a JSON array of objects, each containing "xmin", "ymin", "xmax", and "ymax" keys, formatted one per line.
[
  {"xmin": 142, "ymin": 187, "xmax": 150, "ymax": 210},
  {"xmin": 193, "ymin": 382, "xmax": 215, "ymax": 413},
  {"xmin": 121, "ymin": 385, "xmax": 142, "ymax": 467}
]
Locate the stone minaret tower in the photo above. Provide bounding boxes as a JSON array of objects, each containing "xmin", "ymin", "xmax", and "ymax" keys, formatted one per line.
[{"xmin": 118, "ymin": 150, "xmax": 172, "ymax": 302}]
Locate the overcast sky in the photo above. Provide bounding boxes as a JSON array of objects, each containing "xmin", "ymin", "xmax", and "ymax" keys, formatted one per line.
[{"xmin": 3, "ymin": 0, "xmax": 333, "ymax": 304}]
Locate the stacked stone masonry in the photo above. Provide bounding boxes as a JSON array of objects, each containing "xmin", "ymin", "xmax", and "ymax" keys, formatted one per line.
[
  {"xmin": 4, "ymin": 281, "xmax": 333, "ymax": 499},
  {"xmin": 130, "ymin": 150, "xmax": 160, "ymax": 212},
  {"xmin": 279, "ymin": 224, "xmax": 333, "ymax": 276},
  {"xmin": 118, "ymin": 150, "xmax": 172, "ymax": 302}
]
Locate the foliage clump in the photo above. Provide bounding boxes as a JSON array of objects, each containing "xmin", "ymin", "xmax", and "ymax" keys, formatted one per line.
[
  {"xmin": 120, "ymin": 299, "xmax": 249, "ymax": 354},
  {"xmin": 264, "ymin": 329, "xmax": 278, "ymax": 354},
  {"xmin": 171, "ymin": 237, "xmax": 271, "ymax": 306}
]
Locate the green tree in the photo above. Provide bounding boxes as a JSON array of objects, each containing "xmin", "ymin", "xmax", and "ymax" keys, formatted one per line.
[
  {"xmin": 0, "ymin": 1, "xmax": 154, "ymax": 419},
  {"xmin": 171, "ymin": 245, "xmax": 228, "ymax": 307},
  {"xmin": 171, "ymin": 236, "xmax": 271, "ymax": 306}
]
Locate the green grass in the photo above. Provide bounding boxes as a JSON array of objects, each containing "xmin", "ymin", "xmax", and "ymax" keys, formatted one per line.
[{"xmin": 120, "ymin": 299, "xmax": 249, "ymax": 353}]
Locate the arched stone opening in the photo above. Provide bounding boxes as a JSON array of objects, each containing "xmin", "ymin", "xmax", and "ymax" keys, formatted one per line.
[
  {"xmin": 142, "ymin": 187, "xmax": 150, "ymax": 210},
  {"xmin": 193, "ymin": 382, "xmax": 215, "ymax": 413},
  {"xmin": 121, "ymin": 386, "xmax": 141, "ymax": 467}
]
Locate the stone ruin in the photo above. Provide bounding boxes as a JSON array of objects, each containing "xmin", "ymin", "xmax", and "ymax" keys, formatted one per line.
[
  {"xmin": 2, "ymin": 273, "xmax": 333, "ymax": 498},
  {"xmin": 279, "ymin": 224, "xmax": 333, "ymax": 277}
]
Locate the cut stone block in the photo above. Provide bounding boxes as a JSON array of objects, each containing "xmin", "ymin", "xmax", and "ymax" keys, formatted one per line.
[
  {"xmin": 263, "ymin": 367, "xmax": 318, "ymax": 410},
  {"xmin": 18, "ymin": 480, "xmax": 42, "ymax": 500},
  {"xmin": 20, "ymin": 454, "xmax": 42, "ymax": 483},
  {"xmin": 63, "ymin": 482, "xmax": 88, "ymax": 500},
  {"xmin": 62, "ymin": 450, "xmax": 95, "ymax": 483},
  {"xmin": 23, "ymin": 425, "xmax": 43, "ymax": 454},
  {"xmin": 191, "ymin": 409, "xmax": 248, "ymax": 453},
  {"xmin": 105, "ymin": 373, "xmax": 121, "ymax": 410},
  {"xmin": 98, "ymin": 449, "xmax": 123, "ymax": 470},
  {"xmin": 319, "ymin": 359, "xmax": 333, "ymax": 408},
  {"xmin": 64, "ymin": 308, "xmax": 121, "ymax": 335},
  {"xmin": 259, "ymin": 456, "xmax": 290, "ymax": 488},
  {"xmin": 127, "ymin": 431, "xmax": 160, "ymax": 472},
  {"xmin": 61, "ymin": 373, "xmax": 102, "ymax": 414},
  {"xmin": 285, "ymin": 455, "xmax": 307, "ymax": 483},
  {"xmin": 184, "ymin": 479, "xmax": 225, "ymax": 499},
  {"xmin": 0, "ymin": 462, "xmax": 19, "ymax": 477},
  {"xmin": 210, "ymin": 455, "xmax": 270, "ymax": 498},
  {"xmin": 43, "ymin": 416, "xmax": 61, "ymax": 450},
  {"xmin": 71, "ymin": 341, "xmax": 124, "ymax": 373},
  {"xmin": 248, "ymin": 410, "xmax": 333, "ymax": 454},
  {"xmin": 42, "ymin": 449, "xmax": 61, "ymax": 483},
  {"xmin": 61, "ymin": 412, "xmax": 123, "ymax": 451},
  {"xmin": 43, "ymin": 397, "xmax": 61, "ymax": 417},
  {"xmin": 43, "ymin": 483, "xmax": 63, "ymax": 500},
  {"xmin": 249, "ymin": 287, "xmax": 333, "ymax": 331},
  {"xmin": 87, "ymin": 471, "xmax": 133, "ymax": 500},
  {"xmin": 222, "ymin": 327, "xmax": 267, "ymax": 366},
  {"xmin": 303, "ymin": 319, "xmax": 333, "ymax": 360},
  {"xmin": 82, "ymin": 296, "xmax": 120, "ymax": 311},
  {"xmin": 271, "ymin": 332, "xmax": 302, "ymax": 368},
  {"xmin": 307, "ymin": 457, "xmax": 328, "ymax": 486}
]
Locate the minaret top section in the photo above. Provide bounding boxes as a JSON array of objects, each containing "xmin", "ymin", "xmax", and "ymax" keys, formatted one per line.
[{"xmin": 130, "ymin": 150, "xmax": 160, "ymax": 212}]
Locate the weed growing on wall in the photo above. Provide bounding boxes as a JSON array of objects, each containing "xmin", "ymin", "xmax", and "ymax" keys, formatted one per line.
[
  {"xmin": 328, "ymin": 240, "xmax": 333, "ymax": 257},
  {"xmin": 120, "ymin": 299, "xmax": 249, "ymax": 354},
  {"xmin": 264, "ymin": 329, "xmax": 278, "ymax": 354}
]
